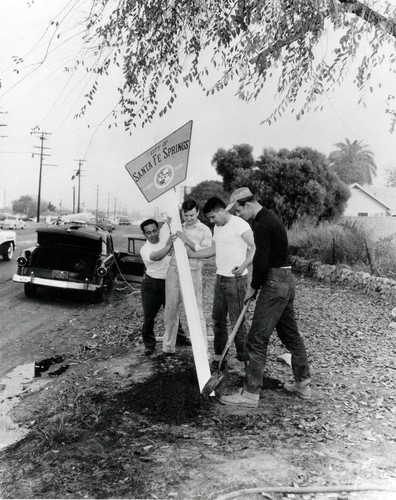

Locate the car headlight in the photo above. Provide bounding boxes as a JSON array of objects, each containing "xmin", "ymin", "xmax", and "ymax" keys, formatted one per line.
[
  {"xmin": 17, "ymin": 256, "xmax": 28, "ymax": 267},
  {"xmin": 97, "ymin": 266, "xmax": 107, "ymax": 277}
]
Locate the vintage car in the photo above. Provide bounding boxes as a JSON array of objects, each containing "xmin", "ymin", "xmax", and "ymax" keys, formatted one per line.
[
  {"xmin": 118, "ymin": 216, "xmax": 131, "ymax": 226},
  {"xmin": 0, "ymin": 229, "xmax": 16, "ymax": 261},
  {"xmin": 1, "ymin": 215, "xmax": 26, "ymax": 230},
  {"xmin": 13, "ymin": 225, "xmax": 116, "ymax": 302},
  {"xmin": 98, "ymin": 218, "xmax": 115, "ymax": 232}
]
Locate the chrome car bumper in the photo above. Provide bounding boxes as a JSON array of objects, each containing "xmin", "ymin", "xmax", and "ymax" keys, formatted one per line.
[{"xmin": 13, "ymin": 274, "xmax": 101, "ymax": 291}]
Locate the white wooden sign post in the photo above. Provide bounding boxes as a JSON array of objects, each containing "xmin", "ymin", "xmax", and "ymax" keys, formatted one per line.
[{"xmin": 125, "ymin": 121, "xmax": 211, "ymax": 393}]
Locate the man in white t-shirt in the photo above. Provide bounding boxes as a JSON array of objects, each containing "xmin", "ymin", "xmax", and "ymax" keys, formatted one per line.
[
  {"xmin": 188, "ymin": 197, "xmax": 255, "ymax": 370},
  {"xmin": 139, "ymin": 219, "xmax": 175, "ymax": 355}
]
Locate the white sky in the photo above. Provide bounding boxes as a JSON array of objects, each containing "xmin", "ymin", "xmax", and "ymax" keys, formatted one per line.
[{"xmin": 1, "ymin": 0, "xmax": 395, "ymax": 218}]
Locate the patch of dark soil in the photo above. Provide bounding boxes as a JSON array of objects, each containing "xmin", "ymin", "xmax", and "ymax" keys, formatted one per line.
[
  {"xmin": 34, "ymin": 355, "xmax": 65, "ymax": 376},
  {"xmin": 101, "ymin": 363, "xmax": 214, "ymax": 425},
  {"xmin": 47, "ymin": 364, "xmax": 69, "ymax": 377}
]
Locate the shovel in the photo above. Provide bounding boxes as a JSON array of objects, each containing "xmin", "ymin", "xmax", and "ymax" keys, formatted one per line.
[{"xmin": 202, "ymin": 300, "xmax": 251, "ymax": 396}]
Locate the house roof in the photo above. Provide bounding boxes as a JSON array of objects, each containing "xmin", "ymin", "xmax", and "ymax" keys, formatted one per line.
[
  {"xmin": 349, "ymin": 183, "xmax": 395, "ymax": 213},
  {"xmin": 365, "ymin": 186, "xmax": 396, "ymax": 212}
]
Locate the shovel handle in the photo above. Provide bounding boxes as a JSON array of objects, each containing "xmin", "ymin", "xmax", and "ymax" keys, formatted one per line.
[{"xmin": 218, "ymin": 299, "xmax": 251, "ymax": 367}]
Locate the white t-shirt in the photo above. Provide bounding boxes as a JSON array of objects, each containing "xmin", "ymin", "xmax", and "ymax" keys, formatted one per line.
[
  {"xmin": 140, "ymin": 225, "xmax": 171, "ymax": 279},
  {"xmin": 214, "ymin": 215, "xmax": 251, "ymax": 277}
]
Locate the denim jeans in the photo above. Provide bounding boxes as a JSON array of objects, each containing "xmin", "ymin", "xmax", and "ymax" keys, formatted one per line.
[
  {"xmin": 163, "ymin": 263, "xmax": 207, "ymax": 354},
  {"xmin": 244, "ymin": 268, "xmax": 310, "ymax": 394},
  {"xmin": 212, "ymin": 274, "xmax": 248, "ymax": 361}
]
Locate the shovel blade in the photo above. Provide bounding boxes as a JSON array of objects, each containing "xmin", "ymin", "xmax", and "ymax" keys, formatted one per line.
[{"xmin": 202, "ymin": 371, "xmax": 225, "ymax": 396}]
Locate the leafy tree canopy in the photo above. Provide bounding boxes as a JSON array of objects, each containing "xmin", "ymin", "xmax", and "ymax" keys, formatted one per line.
[
  {"xmin": 12, "ymin": 195, "xmax": 49, "ymax": 216},
  {"xmin": 212, "ymin": 144, "xmax": 255, "ymax": 191},
  {"xmin": 25, "ymin": 0, "xmax": 396, "ymax": 131},
  {"xmin": 328, "ymin": 138, "xmax": 377, "ymax": 185},
  {"xmin": 385, "ymin": 165, "xmax": 396, "ymax": 187},
  {"xmin": 213, "ymin": 145, "xmax": 350, "ymax": 226},
  {"xmin": 187, "ymin": 180, "xmax": 228, "ymax": 211}
]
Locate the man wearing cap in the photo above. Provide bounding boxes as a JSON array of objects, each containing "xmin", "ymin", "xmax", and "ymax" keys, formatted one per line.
[
  {"xmin": 187, "ymin": 196, "xmax": 255, "ymax": 370},
  {"xmin": 220, "ymin": 188, "xmax": 311, "ymax": 407}
]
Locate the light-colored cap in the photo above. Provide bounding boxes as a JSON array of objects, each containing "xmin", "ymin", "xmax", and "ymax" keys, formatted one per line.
[{"xmin": 226, "ymin": 187, "xmax": 254, "ymax": 211}]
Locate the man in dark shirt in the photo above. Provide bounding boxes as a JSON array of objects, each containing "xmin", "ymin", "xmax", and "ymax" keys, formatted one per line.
[{"xmin": 220, "ymin": 187, "xmax": 311, "ymax": 408}]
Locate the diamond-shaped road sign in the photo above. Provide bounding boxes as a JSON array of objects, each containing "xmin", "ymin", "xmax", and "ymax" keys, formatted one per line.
[{"xmin": 125, "ymin": 121, "xmax": 193, "ymax": 202}]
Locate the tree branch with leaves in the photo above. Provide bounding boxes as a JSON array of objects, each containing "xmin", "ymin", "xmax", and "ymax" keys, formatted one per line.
[{"xmin": 13, "ymin": 0, "xmax": 396, "ymax": 131}]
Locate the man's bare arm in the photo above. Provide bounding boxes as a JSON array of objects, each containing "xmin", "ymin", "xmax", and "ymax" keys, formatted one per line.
[{"xmin": 232, "ymin": 229, "xmax": 255, "ymax": 276}]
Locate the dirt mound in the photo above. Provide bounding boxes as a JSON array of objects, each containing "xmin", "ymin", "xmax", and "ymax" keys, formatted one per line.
[{"xmin": 92, "ymin": 358, "xmax": 214, "ymax": 426}]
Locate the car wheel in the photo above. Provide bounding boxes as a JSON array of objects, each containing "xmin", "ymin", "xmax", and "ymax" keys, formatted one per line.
[
  {"xmin": 24, "ymin": 283, "xmax": 38, "ymax": 297},
  {"xmin": 3, "ymin": 243, "xmax": 13, "ymax": 261}
]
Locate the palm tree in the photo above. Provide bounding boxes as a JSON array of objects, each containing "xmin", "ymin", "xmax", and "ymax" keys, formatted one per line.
[{"xmin": 328, "ymin": 139, "xmax": 377, "ymax": 185}]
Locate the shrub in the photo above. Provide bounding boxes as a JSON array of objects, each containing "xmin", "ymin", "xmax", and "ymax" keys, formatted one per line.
[
  {"xmin": 371, "ymin": 237, "xmax": 396, "ymax": 279},
  {"xmin": 288, "ymin": 217, "xmax": 396, "ymax": 278},
  {"xmin": 288, "ymin": 217, "xmax": 369, "ymax": 266}
]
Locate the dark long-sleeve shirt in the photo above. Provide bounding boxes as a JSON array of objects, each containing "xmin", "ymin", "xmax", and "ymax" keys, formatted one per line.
[{"xmin": 251, "ymin": 207, "xmax": 289, "ymax": 289}]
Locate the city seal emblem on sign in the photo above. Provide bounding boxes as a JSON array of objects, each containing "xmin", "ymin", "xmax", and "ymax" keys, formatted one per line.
[{"xmin": 154, "ymin": 165, "xmax": 175, "ymax": 189}]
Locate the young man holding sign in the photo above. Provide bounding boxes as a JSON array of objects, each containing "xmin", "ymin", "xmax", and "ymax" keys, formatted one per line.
[
  {"xmin": 139, "ymin": 219, "xmax": 188, "ymax": 355},
  {"xmin": 162, "ymin": 199, "xmax": 212, "ymax": 355}
]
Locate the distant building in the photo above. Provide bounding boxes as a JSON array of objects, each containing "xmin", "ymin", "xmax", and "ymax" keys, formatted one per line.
[{"xmin": 344, "ymin": 183, "xmax": 395, "ymax": 217}]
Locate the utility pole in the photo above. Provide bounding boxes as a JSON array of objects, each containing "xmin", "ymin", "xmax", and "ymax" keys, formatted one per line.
[
  {"xmin": 107, "ymin": 192, "xmax": 111, "ymax": 217},
  {"xmin": 95, "ymin": 185, "xmax": 101, "ymax": 222},
  {"xmin": 0, "ymin": 188, "xmax": 6, "ymax": 209},
  {"xmin": 113, "ymin": 197, "xmax": 117, "ymax": 222},
  {"xmin": 31, "ymin": 130, "xmax": 56, "ymax": 223},
  {"xmin": 72, "ymin": 185, "xmax": 76, "ymax": 214},
  {"xmin": 0, "ymin": 109, "xmax": 8, "ymax": 138},
  {"xmin": 73, "ymin": 159, "xmax": 86, "ymax": 213}
]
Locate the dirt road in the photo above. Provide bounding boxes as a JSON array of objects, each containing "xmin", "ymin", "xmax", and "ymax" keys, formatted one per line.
[{"xmin": 1, "ymin": 255, "xmax": 396, "ymax": 499}]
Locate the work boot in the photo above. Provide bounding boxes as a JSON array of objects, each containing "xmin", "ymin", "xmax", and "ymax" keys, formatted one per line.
[
  {"xmin": 283, "ymin": 380, "xmax": 312, "ymax": 400},
  {"xmin": 144, "ymin": 346, "xmax": 155, "ymax": 356},
  {"xmin": 219, "ymin": 390, "xmax": 259, "ymax": 408}
]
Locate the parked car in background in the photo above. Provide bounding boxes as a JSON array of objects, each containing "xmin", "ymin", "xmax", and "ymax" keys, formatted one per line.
[
  {"xmin": 13, "ymin": 225, "xmax": 116, "ymax": 302},
  {"xmin": 118, "ymin": 216, "xmax": 131, "ymax": 226},
  {"xmin": 1, "ymin": 215, "xmax": 26, "ymax": 230},
  {"xmin": 0, "ymin": 230, "xmax": 16, "ymax": 261},
  {"xmin": 98, "ymin": 218, "xmax": 115, "ymax": 232}
]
